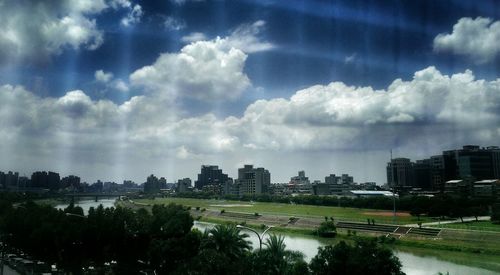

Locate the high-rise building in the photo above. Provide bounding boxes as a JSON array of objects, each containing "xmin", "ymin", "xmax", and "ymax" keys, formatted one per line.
[
  {"xmin": 388, "ymin": 145, "xmax": 500, "ymax": 193},
  {"xmin": 325, "ymin": 174, "xmax": 340, "ymax": 185},
  {"xmin": 443, "ymin": 145, "xmax": 496, "ymax": 180},
  {"xmin": 31, "ymin": 171, "xmax": 48, "ymax": 188},
  {"xmin": 194, "ymin": 165, "xmax": 230, "ymax": 190},
  {"xmin": 159, "ymin": 177, "xmax": 167, "ymax": 189},
  {"xmin": 47, "ymin": 171, "xmax": 60, "ymax": 190},
  {"xmin": 176, "ymin": 178, "xmax": 192, "ymax": 193},
  {"xmin": 61, "ymin": 175, "xmax": 81, "ymax": 190},
  {"xmin": 144, "ymin": 174, "xmax": 160, "ymax": 193},
  {"xmin": 290, "ymin": 170, "xmax": 309, "ymax": 184},
  {"xmin": 386, "ymin": 158, "xmax": 414, "ymax": 189},
  {"xmin": 340, "ymin": 174, "xmax": 354, "ymax": 185},
  {"xmin": 430, "ymin": 155, "xmax": 446, "ymax": 191},
  {"xmin": 289, "ymin": 170, "xmax": 311, "ymax": 193},
  {"xmin": 413, "ymin": 159, "xmax": 432, "ymax": 189},
  {"xmin": 487, "ymin": 146, "xmax": 500, "ymax": 179},
  {"xmin": 236, "ymin": 165, "xmax": 270, "ymax": 195}
]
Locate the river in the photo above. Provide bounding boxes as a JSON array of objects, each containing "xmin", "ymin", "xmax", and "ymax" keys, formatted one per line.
[{"xmin": 56, "ymin": 199, "xmax": 499, "ymax": 275}]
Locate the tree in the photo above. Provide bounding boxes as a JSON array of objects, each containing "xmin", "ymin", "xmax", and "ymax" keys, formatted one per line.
[
  {"xmin": 309, "ymin": 240, "xmax": 404, "ymax": 275},
  {"xmin": 201, "ymin": 224, "xmax": 251, "ymax": 260},
  {"xmin": 249, "ymin": 234, "xmax": 308, "ymax": 275},
  {"xmin": 190, "ymin": 224, "xmax": 253, "ymax": 274},
  {"xmin": 317, "ymin": 221, "xmax": 337, "ymax": 237}
]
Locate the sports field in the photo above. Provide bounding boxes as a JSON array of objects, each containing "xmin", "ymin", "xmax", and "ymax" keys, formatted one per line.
[{"xmin": 135, "ymin": 197, "xmax": 431, "ymax": 224}]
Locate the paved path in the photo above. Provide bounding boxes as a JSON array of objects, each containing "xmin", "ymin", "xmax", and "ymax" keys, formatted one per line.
[{"xmin": 406, "ymin": 216, "xmax": 490, "ymax": 227}]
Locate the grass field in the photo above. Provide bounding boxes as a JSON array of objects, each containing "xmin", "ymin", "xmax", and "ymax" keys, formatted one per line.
[
  {"xmin": 431, "ymin": 221, "xmax": 500, "ymax": 232},
  {"xmin": 135, "ymin": 197, "xmax": 431, "ymax": 224}
]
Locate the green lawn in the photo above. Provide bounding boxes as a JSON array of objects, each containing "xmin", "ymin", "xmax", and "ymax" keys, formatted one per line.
[
  {"xmin": 433, "ymin": 221, "xmax": 500, "ymax": 232},
  {"xmin": 135, "ymin": 197, "xmax": 431, "ymax": 225}
]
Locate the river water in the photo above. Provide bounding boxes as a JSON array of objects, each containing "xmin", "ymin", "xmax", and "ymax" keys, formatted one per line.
[{"xmin": 56, "ymin": 199, "xmax": 499, "ymax": 275}]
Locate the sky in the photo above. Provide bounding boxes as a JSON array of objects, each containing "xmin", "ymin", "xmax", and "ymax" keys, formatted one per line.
[{"xmin": 0, "ymin": 0, "xmax": 499, "ymax": 184}]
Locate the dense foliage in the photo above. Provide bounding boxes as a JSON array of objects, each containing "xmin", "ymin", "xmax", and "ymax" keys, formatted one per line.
[
  {"xmin": 174, "ymin": 192, "xmax": 493, "ymax": 220},
  {"xmin": 309, "ymin": 240, "xmax": 404, "ymax": 275},
  {"xmin": 0, "ymin": 198, "xmax": 404, "ymax": 274}
]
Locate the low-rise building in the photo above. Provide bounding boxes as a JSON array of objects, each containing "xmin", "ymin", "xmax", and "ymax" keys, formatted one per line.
[{"xmin": 473, "ymin": 179, "xmax": 499, "ymax": 200}]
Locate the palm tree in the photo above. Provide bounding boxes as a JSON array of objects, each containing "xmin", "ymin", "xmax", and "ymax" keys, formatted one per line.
[
  {"xmin": 202, "ymin": 224, "xmax": 252, "ymax": 260},
  {"xmin": 259, "ymin": 234, "xmax": 307, "ymax": 275}
]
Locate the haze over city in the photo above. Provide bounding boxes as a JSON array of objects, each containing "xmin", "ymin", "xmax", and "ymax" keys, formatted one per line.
[{"xmin": 1, "ymin": 0, "xmax": 500, "ymax": 185}]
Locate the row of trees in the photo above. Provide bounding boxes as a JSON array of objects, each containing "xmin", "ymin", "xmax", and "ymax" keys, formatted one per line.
[
  {"xmin": 174, "ymin": 192, "xmax": 493, "ymax": 220},
  {"xmin": 0, "ymin": 199, "xmax": 404, "ymax": 274}
]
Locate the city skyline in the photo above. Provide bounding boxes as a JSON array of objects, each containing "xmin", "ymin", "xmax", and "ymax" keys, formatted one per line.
[
  {"xmin": 1, "ymin": 0, "xmax": 500, "ymax": 184},
  {"xmin": 2, "ymin": 143, "xmax": 499, "ymax": 186}
]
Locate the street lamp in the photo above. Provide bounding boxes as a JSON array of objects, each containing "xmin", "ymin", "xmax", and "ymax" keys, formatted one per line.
[{"xmin": 236, "ymin": 225, "xmax": 274, "ymax": 250}]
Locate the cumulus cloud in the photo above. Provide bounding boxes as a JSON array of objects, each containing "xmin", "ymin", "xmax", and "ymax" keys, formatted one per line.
[
  {"xmin": 433, "ymin": 17, "xmax": 500, "ymax": 64},
  {"xmin": 2, "ymin": 66, "xmax": 500, "ymax": 183},
  {"xmin": 95, "ymin": 70, "xmax": 129, "ymax": 92},
  {"xmin": 112, "ymin": 79, "xmax": 130, "ymax": 92},
  {"xmin": 95, "ymin": 70, "xmax": 114, "ymax": 83},
  {"xmin": 130, "ymin": 38, "xmax": 251, "ymax": 101},
  {"xmin": 181, "ymin": 32, "xmax": 207, "ymax": 43},
  {"xmin": 0, "ymin": 0, "xmax": 137, "ymax": 65},
  {"xmin": 180, "ymin": 20, "xmax": 274, "ymax": 53},
  {"xmin": 129, "ymin": 20, "xmax": 275, "ymax": 101}
]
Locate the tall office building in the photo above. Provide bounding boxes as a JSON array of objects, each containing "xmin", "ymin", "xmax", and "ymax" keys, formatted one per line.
[
  {"xmin": 430, "ymin": 155, "xmax": 446, "ymax": 191},
  {"xmin": 443, "ymin": 145, "xmax": 496, "ymax": 180},
  {"xmin": 236, "ymin": 165, "xmax": 270, "ymax": 195},
  {"xmin": 487, "ymin": 146, "xmax": 500, "ymax": 179},
  {"xmin": 176, "ymin": 178, "xmax": 192, "ymax": 193},
  {"xmin": 413, "ymin": 159, "xmax": 432, "ymax": 189},
  {"xmin": 144, "ymin": 174, "xmax": 160, "ymax": 193},
  {"xmin": 386, "ymin": 158, "xmax": 414, "ymax": 188},
  {"xmin": 61, "ymin": 175, "xmax": 81, "ymax": 190},
  {"xmin": 47, "ymin": 171, "xmax": 60, "ymax": 190},
  {"xmin": 31, "ymin": 171, "xmax": 48, "ymax": 188},
  {"xmin": 0, "ymin": 171, "xmax": 5, "ymax": 188},
  {"xmin": 194, "ymin": 165, "xmax": 230, "ymax": 190}
]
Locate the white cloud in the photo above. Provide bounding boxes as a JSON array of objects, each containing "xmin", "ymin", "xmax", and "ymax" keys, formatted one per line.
[
  {"xmin": 95, "ymin": 70, "xmax": 129, "ymax": 92},
  {"xmin": 164, "ymin": 16, "xmax": 186, "ymax": 31},
  {"xmin": 113, "ymin": 79, "xmax": 129, "ymax": 92},
  {"xmin": 181, "ymin": 32, "xmax": 207, "ymax": 43},
  {"xmin": 2, "ymin": 67, "xmax": 500, "ymax": 183},
  {"xmin": 109, "ymin": 0, "xmax": 132, "ymax": 9},
  {"xmin": 121, "ymin": 4, "xmax": 143, "ymax": 27},
  {"xmin": 95, "ymin": 70, "xmax": 114, "ymax": 83},
  {"xmin": 433, "ymin": 17, "xmax": 500, "ymax": 64},
  {"xmin": 224, "ymin": 20, "xmax": 275, "ymax": 53},
  {"xmin": 0, "ymin": 0, "xmax": 135, "ymax": 65},
  {"xmin": 180, "ymin": 20, "xmax": 274, "ymax": 53},
  {"xmin": 130, "ymin": 37, "xmax": 251, "ymax": 101}
]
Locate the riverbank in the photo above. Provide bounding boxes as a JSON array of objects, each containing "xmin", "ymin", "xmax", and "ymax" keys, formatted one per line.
[
  {"xmin": 50, "ymin": 198, "xmax": 500, "ymax": 274},
  {"xmin": 118, "ymin": 198, "xmax": 500, "ymax": 257}
]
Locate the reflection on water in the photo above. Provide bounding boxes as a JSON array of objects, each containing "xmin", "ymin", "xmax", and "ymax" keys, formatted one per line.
[{"xmin": 193, "ymin": 221, "xmax": 499, "ymax": 275}]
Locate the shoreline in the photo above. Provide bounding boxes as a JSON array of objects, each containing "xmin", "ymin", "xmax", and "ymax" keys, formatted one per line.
[{"xmin": 118, "ymin": 199, "xmax": 500, "ymax": 257}]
